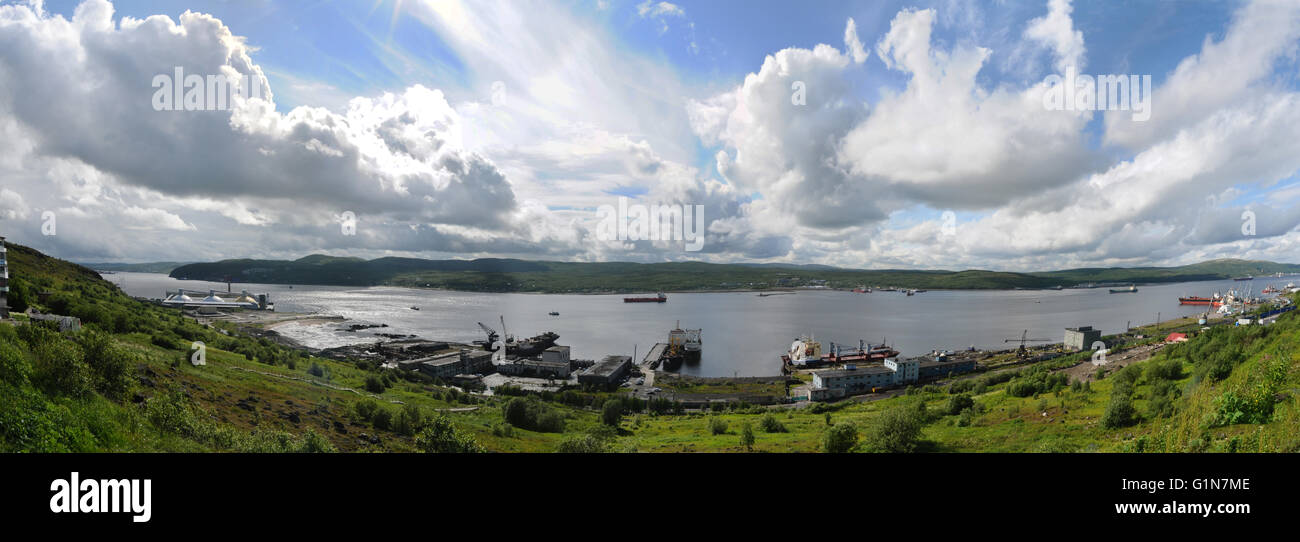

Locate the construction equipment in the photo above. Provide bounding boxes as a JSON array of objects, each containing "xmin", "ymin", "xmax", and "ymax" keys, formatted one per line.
[{"xmin": 1004, "ymin": 329, "xmax": 1051, "ymax": 357}]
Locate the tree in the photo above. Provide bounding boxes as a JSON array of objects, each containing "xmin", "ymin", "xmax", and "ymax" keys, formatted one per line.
[
  {"xmin": 740, "ymin": 422, "xmax": 755, "ymax": 452},
  {"xmin": 415, "ymin": 415, "xmax": 484, "ymax": 453},
  {"xmin": 944, "ymin": 393, "xmax": 974, "ymax": 416},
  {"xmin": 823, "ymin": 423, "xmax": 859, "ymax": 453},
  {"xmin": 601, "ymin": 398, "xmax": 624, "ymax": 426}
]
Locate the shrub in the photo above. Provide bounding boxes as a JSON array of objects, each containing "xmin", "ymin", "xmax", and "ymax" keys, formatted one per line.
[
  {"xmin": 502, "ymin": 397, "xmax": 565, "ymax": 433},
  {"xmin": 601, "ymin": 398, "xmax": 623, "ymax": 426},
  {"xmin": 708, "ymin": 416, "xmax": 728, "ymax": 435},
  {"xmin": 415, "ymin": 415, "xmax": 484, "ymax": 453},
  {"xmin": 75, "ymin": 328, "xmax": 135, "ymax": 400},
  {"xmin": 823, "ymin": 423, "xmax": 859, "ymax": 453},
  {"xmin": 371, "ymin": 407, "xmax": 393, "ymax": 431},
  {"xmin": 32, "ymin": 339, "xmax": 92, "ymax": 399},
  {"xmin": 364, "ymin": 376, "xmax": 386, "ymax": 394},
  {"xmin": 861, "ymin": 405, "xmax": 922, "ymax": 453},
  {"xmin": 394, "ymin": 404, "xmax": 424, "ymax": 436},
  {"xmin": 740, "ymin": 422, "xmax": 755, "ymax": 452},
  {"xmin": 944, "ymin": 394, "xmax": 974, "ymax": 416},
  {"xmin": 555, "ymin": 433, "xmax": 610, "ymax": 453},
  {"xmin": 1101, "ymin": 387, "xmax": 1137, "ymax": 429},
  {"xmin": 759, "ymin": 413, "xmax": 788, "ymax": 433},
  {"xmin": 307, "ymin": 362, "xmax": 325, "ymax": 377},
  {"xmin": 0, "ymin": 339, "xmax": 33, "ymax": 386},
  {"xmin": 354, "ymin": 399, "xmax": 379, "ymax": 421}
]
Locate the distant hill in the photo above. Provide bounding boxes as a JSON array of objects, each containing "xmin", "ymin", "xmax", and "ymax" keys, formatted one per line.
[
  {"xmin": 166, "ymin": 255, "xmax": 1300, "ymax": 293},
  {"xmin": 79, "ymin": 261, "xmax": 190, "ymax": 274}
]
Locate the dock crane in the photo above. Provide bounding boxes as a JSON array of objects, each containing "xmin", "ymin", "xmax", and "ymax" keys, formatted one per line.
[{"xmin": 1004, "ymin": 329, "xmax": 1051, "ymax": 358}]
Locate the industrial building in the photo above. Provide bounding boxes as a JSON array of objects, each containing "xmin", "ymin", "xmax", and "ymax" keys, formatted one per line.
[
  {"xmin": 578, "ymin": 355, "xmax": 631, "ymax": 389},
  {"xmin": 541, "ymin": 345, "xmax": 570, "ymax": 366},
  {"xmin": 496, "ymin": 358, "xmax": 571, "ymax": 379},
  {"xmin": 161, "ymin": 289, "xmax": 273, "ymax": 311},
  {"xmin": 1064, "ymin": 326, "xmax": 1102, "ymax": 350},
  {"xmin": 807, "ymin": 354, "xmax": 977, "ymax": 401},
  {"xmin": 0, "ymin": 236, "xmax": 8, "ymax": 318},
  {"xmin": 919, "ymin": 357, "xmax": 978, "ymax": 380},
  {"xmin": 413, "ymin": 349, "xmax": 494, "ymax": 380}
]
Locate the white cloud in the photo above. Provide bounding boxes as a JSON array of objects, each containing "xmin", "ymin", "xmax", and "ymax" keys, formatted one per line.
[
  {"xmin": 844, "ymin": 17, "xmax": 869, "ymax": 64},
  {"xmin": 1023, "ymin": 0, "xmax": 1086, "ymax": 73}
]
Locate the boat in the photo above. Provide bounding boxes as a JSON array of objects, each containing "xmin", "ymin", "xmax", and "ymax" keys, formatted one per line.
[
  {"xmin": 662, "ymin": 322, "xmax": 702, "ymax": 371},
  {"xmin": 1233, "ymin": 276, "xmax": 1253, "ymax": 281},
  {"xmin": 905, "ymin": 289, "xmax": 915, "ymax": 296},
  {"xmin": 410, "ymin": 306, "xmax": 420, "ymax": 310},
  {"xmin": 548, "ymin": 311, "xmax": 560, "ymax": 316},
  {"xmin": 1109, "ymin": 285, "xmax": 1138, "ymax": 294},
  {"xmin": 822, "ymin": 340, "xmax": 898, "ymax": 364},
  {"xmin": 624, "ymin": 292, "xmax": 667, "ymax": 303},
  {"xmin": 1179, "ymin": 294, "xmax": 1222, "ymax": 306},
  {"xmin": 781, "ymin": 335, "xmax": 823, "ymax": 367},
  {"xmin": 506, "ymin": 331, "xmax": 560, "ymax": 357},
  {"xmin": 852, "ymin": 286, "xmax": 871, "ymax": 293}
]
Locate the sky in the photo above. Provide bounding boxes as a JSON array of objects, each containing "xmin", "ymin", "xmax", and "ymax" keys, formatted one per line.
[{"xmin": 1, "ymin": 0, "xmax": 1299, "ymax": 271}]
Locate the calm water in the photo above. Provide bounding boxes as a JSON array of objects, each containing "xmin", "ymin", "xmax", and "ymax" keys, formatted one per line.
[{"xmin": 108, "ymin": 272, "xmax": 1285, "ymax": 377}]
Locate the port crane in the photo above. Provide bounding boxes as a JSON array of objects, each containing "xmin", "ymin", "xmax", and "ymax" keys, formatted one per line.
[
  {"xmin": 1004, "ymin": 329, "xmax": 1051, "ymax": 357},
  {"xmin": 477, "ymin": 317, "xmax": 514, "ymax": 348}
]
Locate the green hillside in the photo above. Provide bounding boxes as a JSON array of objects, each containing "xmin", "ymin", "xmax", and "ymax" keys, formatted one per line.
[{"xmin": 166, "ymin": 255, "xmax": 1300, "ymax": 293}]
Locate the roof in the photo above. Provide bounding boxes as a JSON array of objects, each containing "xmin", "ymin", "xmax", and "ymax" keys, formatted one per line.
[
  {"xmin": 586, "ymin": 355, "xmax": 631, "ymax": 377},
  {"xmin": 815, "ymin": 366, "xmax": 892, "ymax": 379},
  {"xmin": 1165, "ymin": 332, "xmax": 1188, "ymax": 342}
]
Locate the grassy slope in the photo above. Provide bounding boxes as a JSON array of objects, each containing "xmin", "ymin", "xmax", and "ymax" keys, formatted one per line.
[
  {"xmin": 5, "ymin": 243, "xmax": 1296, "ymax": 453},
  {"xmin": 165, "ymin": 255, "xmax": 1300, "ymax": 293}
]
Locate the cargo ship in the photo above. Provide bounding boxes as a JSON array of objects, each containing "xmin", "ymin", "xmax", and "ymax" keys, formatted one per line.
[
  {"xmin": 1109, "ymin": 285, "xmax": 1137, "ymax": 294},
  {"xmin": 1233, "ymin": 276, "xmax": 1253, "ymax": 281},
  {"xmin": 781, "ymin": 336, "xmax": 898, "ymax": 371},
  {"xmin": 624, "ymin": 292, "xmax": 667, "ymax": 303},
  {"xmin": 506, "ymin": 331, "xmax": 560, "ymax": 357},
  {"xmin": 661, "ymin": 322, "xmax": 701, "ymax": 371},
  {"xmin": 1178, "ymin": 294, "xmax": 1222, "ymax": 306}
]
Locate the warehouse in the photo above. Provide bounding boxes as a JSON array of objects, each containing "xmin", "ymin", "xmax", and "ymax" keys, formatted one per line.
[{"xmin": 578, "ymin": 355, "xmax": 631, "ymax": 389}]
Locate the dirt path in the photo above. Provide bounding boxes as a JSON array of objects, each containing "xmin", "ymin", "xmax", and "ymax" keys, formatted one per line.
[{"xmin": 1057, "ymin": 342, "xmax": 1166, "ymax": 383}]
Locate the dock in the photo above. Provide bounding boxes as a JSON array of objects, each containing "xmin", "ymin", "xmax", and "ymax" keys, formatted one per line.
[{"xmin": 643, "ymin": 342, "xmax": 668, "ymax": 369}]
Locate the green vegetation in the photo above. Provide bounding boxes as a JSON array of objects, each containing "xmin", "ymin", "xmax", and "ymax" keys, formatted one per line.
[{"xmin": 166, "ymin": 254, "xmax": 1300, "ymax": 293}]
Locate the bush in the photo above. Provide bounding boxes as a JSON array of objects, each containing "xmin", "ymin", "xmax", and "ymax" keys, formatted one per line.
[
  {"xmin": 823, "ymin": 423, "xmax": 859, "ymax": 453},
  {"xmin": 502, "ymin": 397, "xmax": 565, "ymax": 433},
  {"xmin": 394, "ymin": 404, "xmax": 424, "ymax": 436},
  {"xmin": 708, "ymin": 416, "xmax": 728, "ymax": 435},
  {"xmin": 371, "ymin": 407, "xmax": 393, "ymax": 431},
  {"xmin": 32, "ymin": 339, "xmax": 92, "ymax": 399},
  {"xmin": 601, "ymin": 398, "xmax": 624, "ymax": 426},
  {"xmin": 740, "ymin": 422, "xmax": 755, "ymax": 452},
  {"xmin": 415, "ymin": 415, "xmax": 484, "ymax": 453},
  {"xmin": 944, "ymin": 393, "xmax": 975, "ymax": 416},
  {"xmin": 862, "ymin": 404, "xmax": 923, "ymax": 453},
  {"xmin": 759, "ymin": 413, "xmax": 788, "ymax": 433},
  {"xmin": 0, "ymin": 338, "xmax": 33, "ymax": 386},
  {"xmin": 307, "ymin": 362, "xmax": 325, "ymax": 377},
  {"xmin": 1101, "ymin": 386, "xmax": 1137, "ymax": 429},
  {"xmin": 555, "ymin": 433, "xmax": 610, "ymax": 453},
  {"xmin": 354, "ymin": 399, "xmax": 379, "ymax": 421},
  {"xmin": 364, "ymin": 376, "xmax": 386, "ymax": 394},
  {"xmin": 75, "ymin": 328, "xmax": 135, "ymax": 400}
]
